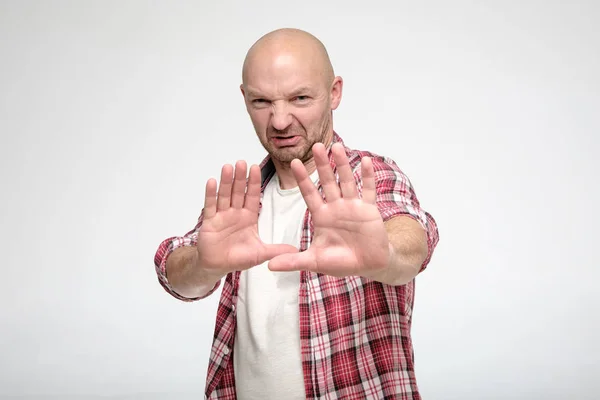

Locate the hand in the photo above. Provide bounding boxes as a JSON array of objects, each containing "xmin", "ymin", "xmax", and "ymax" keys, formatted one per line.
[
  {"xmin": 268, "ymin": 143, "xmax": 391, "ymax": 278},
  {"xmin": 196, "ymin": 161, "xmax": 298, "ymax": 280}
]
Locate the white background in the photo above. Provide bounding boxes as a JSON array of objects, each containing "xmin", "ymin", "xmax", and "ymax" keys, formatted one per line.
[{"xmin": 1, "ymin": 1, "xmax": 598, "ymax": 399}]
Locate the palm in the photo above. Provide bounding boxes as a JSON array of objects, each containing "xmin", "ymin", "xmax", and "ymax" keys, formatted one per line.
[
  {"xmin": 269, "ymin": 143, "xmax": 390, "ymax": 278},
  {"xmin": 308, "ymin": 201, "xmax": 388, "ymax": 276},
  {"xmin": 198, "ymin": 210, "xmax": 262, "ymax": 270},
  {"xmin": 197, "ymin": 161, "xmax": 297, "ymax": 278}
]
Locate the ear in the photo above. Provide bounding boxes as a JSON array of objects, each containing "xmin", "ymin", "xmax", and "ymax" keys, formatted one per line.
[
  {"xmin": 330, "ymin": 76, "xmax": 343, "ymax": 110},
  {"xmin": 240, "ymin": 84, "xmax": 246, "ymax": 98}
]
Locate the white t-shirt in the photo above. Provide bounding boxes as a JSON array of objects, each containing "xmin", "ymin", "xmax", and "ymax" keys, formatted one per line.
[{"xmin": 233, "ymin": 171, "xmax": 318, "ymax": 400}]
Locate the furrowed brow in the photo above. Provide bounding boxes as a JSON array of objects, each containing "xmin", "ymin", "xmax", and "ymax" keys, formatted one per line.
[
  {"xmin": 288, "ymin": 86, "xmax": 312, "ymax": 97},
  {"xmin": 246, "ymin": 90, "xmax": 265, "ymax": 99},
  {"xmin": 244, "ymin": 86, "xmax": 313, "ymax": 99}
]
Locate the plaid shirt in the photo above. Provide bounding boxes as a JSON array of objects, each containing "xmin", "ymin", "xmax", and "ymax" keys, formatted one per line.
[{"xmin": 154, "ymin": 132, "xmax": 439, "ymax": 399}]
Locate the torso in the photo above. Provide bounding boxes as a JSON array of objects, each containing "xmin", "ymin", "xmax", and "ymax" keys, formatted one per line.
[{"xmin": 233, "ymin": 170, "xmax": 318, "ymax": 399}]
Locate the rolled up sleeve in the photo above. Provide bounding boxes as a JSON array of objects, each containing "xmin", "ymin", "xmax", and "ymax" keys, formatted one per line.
[
  {"xmin": 154, "ymin": 212, "xmax": 221, "ymax": 302},
  {"xmin": 370, "ymin": 156, "xmax": 440, "ymax": 272}
]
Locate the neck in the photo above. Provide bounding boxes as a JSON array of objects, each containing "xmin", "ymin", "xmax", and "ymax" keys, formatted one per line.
[{"xmin": 273, "ymin": 130, "xmax": 334, "ymax": 190}]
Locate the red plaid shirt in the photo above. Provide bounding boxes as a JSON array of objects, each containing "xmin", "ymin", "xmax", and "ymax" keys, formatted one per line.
[{"xmin": 154, "ymin": 133, "xmax": 439, "ymax": 399}]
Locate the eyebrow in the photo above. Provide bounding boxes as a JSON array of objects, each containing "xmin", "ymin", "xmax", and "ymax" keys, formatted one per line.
[
  {"xmin": 245, "ymin": 86, "xmax": 313, "ymax": 99},
  {"xmin": 245, "ymin": 88, "xmax": 265, "ymax": 98},
  {"xmin": 288, "ymin": 86, "xmax": 312, "ymax": 96}
]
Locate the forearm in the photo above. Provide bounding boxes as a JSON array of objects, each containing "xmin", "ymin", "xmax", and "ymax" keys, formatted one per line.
[
  {"xmin": 372, "ymin": 216, "xmax": 429, "ymax": 286},
  {"xmin": 166, "ymin": 247, "xmax": 222, "ymax": 299}
]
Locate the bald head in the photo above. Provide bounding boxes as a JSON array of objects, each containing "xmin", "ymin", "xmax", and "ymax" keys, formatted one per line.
[
  {"xmin": 240, "ymin": 28, "xmax": 343, "ymax": 171},
  {"xmin": 242, "ymin": 28, "xmax": 335, "ymax": 87}
]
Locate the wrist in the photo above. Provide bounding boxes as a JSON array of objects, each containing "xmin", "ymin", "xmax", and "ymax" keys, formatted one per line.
[
  {"xmin": 363, "ymin": 242, "xmax": 395, "ymax": 283},
  {"xmin": 191, "ymin": 249, "xmax": 224, "ymax": 287},
  {"xmin": 380, "ymin": 242, "xmax": 397, "ymax": 284}
]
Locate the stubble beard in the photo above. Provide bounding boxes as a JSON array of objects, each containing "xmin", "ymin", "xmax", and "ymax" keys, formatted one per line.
[
  {"xmin": 268, "ymin": 137, "xmax": 314, "ymax": 164},
  {"xmin": 260, "ymin": 116, "xmax": 332, "ymax": 166},
  {"xmin": 259, "ymin": 129, "xmax": 319, "ymax": 165}
]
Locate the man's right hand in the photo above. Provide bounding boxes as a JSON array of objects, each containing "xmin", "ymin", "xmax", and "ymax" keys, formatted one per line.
[{"xmin": 194, "ymin": 160, "xmax": 298, "ymax": 283}]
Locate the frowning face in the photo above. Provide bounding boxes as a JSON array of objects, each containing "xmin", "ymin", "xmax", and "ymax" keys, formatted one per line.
[{"xmin": 241, "ymin": 52, "xmax": 342, "ymax": 165}]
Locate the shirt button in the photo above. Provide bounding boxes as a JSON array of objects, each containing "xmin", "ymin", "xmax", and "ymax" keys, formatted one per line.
[
  {"xmin": 223, "ymin": 347, "xmax": 230, "ymax": 355},
  {"xmin": 231, "ymin": 304, "xmax": 236, "ymax": 312}
]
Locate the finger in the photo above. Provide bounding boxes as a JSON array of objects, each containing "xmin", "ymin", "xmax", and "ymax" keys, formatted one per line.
[
  {"xmin": 231, "ymin": 160, "xmax": 247, "ymax": 209},
  {"xmin": 216, "ymin": 164, "xmax": 234, "ymax": 211},
  {"xmin": 244, "ymin": 164, "xmax": 262, "ymax": 213},
  {"xmin": 313, "ymin": 143, "xmax": 340, "ymax": 202},
  {"xmin": 361, "ymin": 156, "xmax": 377, "ymax": 205},
  {"xmin": 332, "ymin": 143, "xmax": 359, "ymax": 198},
  {"xmin": 203, "ymin": 178, "xmax": 218, "ymax": 219},
  {"xmin": 290, "ymin": 158, "xmax": 324, "ymax": 212},
  {"xmin": 259, "ymin": 243, "xmax": 299, "ymax": 264},
  {"xmin": 268, "ymin": 249, "xmax": 316, "ymax": 272}
]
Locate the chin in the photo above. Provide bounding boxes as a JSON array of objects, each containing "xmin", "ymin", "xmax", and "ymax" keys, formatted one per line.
[{"xmin": 269, "ymin": 146, "xmax": 312, "ymax": 164}]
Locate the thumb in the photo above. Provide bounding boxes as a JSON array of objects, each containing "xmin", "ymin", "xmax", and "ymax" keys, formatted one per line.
[
  {"xmin": 259, "ymin": 243, "xmax": 298, "ymax": 262},
  {"xmin": 268, "ymin": 249, "xmax": 315, "ymax": 272}
]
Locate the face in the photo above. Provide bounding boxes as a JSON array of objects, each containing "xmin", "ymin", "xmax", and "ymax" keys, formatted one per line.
[{"xmin": 241, "ymin": 53, "xmax": 342, "ymax": 164}]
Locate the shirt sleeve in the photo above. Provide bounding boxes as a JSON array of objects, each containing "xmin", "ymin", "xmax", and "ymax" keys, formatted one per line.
[
  {"xmin": 153, "ymin": 211, "xmax": 221, "ymax": 302},
  {"xmin": 370, "ymin": 155, "xmax": 440, "ymax": 272}
]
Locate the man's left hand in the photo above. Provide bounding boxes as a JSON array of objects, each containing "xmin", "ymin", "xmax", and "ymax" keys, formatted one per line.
[{"xmin": 268, "ymin": 142, "xmax": 391, "ymax": 279}]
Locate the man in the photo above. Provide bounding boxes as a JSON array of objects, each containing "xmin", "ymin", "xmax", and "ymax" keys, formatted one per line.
[{"xmin": 154, "ymin": 28, "xmax": 439, "ymax": 400}]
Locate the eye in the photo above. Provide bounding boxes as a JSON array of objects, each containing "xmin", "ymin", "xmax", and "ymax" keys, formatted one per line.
[
  {"xmin": 251, "ymin": 99, "xmax": 270, "ymax": 107},
  {"xmin": 294, "ymin": 96, "xmax": 310, "ymax": 102}
]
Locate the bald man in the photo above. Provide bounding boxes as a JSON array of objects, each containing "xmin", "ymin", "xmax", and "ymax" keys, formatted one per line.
[{"xmin": 154, "ymin": 28, "xmax": 439, "ymax": 400}]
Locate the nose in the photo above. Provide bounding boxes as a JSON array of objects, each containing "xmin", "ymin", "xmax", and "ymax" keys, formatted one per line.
[{"xmin": 270, "ymin": 102, "xmax": 293, "ymax": 131}]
